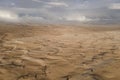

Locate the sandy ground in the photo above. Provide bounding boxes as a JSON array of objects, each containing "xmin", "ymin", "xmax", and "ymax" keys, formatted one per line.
[{"xmin": 0, "ymin": 24, "xmax": 120, "ymax": 80}]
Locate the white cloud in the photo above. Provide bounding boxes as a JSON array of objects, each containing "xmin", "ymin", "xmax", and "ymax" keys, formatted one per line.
[
  {"xmin": 109, "ymin": 3, "xmax": 120, "ymax": 9},
  {"xmin": 0, "ymin": 10, "xmax": 19, "ymax": 22},
  {"xmin": 23, "ymin": 15, "xmax": 44, "ymax": 20},
  {"xmin": 64, "ymin": 15, "xmax": 90, "ymax": 22},
  {"xmin": 47, "ymin": 2, "xmax": 68, "ymax": 7},
  {"xmin": 11, "ymin": 3, "xmax": 15, "ymax": 6},
  {"xmin": 32, "ymin": 0, "xmax": 43, "ymax": 3}
]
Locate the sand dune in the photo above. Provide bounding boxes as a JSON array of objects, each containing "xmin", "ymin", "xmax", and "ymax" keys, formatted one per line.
[{"xmin": 0, "ymin": 24, "xmax": 120, "ymax": 80}]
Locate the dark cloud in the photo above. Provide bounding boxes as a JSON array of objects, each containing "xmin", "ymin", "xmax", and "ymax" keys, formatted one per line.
[{"xmin": 0, "ymin": 0, "xmax": 120, "ymax": 24}]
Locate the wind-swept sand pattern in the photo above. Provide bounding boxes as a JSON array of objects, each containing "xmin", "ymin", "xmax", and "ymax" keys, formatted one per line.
[{"xmin": 0, "ymin": 24, "xmax": 120, "ymax": 80}]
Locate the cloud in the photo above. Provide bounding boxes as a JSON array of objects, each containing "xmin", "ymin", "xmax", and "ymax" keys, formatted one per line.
[
  {"xmin": 64, "ymin": 14, "xmax": 90, "ymax": 22},
  {"xmin": 11, "ymin": 3, "xmax": 15, "ymax": 6},
  {"xmin": 0, "ymin": 0, "xmax": 120, "ymax": 24},
  {"xmin": 0, "ymin": 10, "xmax": 19, "ymax": 22},
  {"xmin": 32, "ymin": 0, "xmax": 43, "ymax": 3},
  {"xmin": 47, "ymin": 2, "xmax": 68, "ymax": 7},
  {"xmin": 109, "ymin": 3, "xmax": 120, "ymax": 9}
]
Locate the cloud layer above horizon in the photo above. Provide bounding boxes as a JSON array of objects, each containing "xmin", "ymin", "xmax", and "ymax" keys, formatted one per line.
[{"xmin": 0, "ymin": 0, "xmax": 120, "ymax": 24}]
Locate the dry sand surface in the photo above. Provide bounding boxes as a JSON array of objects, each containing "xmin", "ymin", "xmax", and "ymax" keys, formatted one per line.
[{"xmin": 0, "ymin": 24, "xmax": 120, "ymax": 80}]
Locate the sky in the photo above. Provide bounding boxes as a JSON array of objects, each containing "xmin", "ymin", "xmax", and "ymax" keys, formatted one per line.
[{"xmin": 0, "ymin": 0, "xmax": 120, "ymax": 24}]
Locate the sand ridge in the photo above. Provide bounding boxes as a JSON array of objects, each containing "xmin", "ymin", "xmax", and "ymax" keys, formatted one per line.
[{"xmin": 0, "ymin": 24, "xmax": 120, "ymax": 80}]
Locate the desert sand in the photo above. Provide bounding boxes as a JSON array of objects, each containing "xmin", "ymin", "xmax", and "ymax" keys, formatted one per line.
[{"xmin": 0, "ymin": 24, "xmax": 120, "ymax": 80}]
